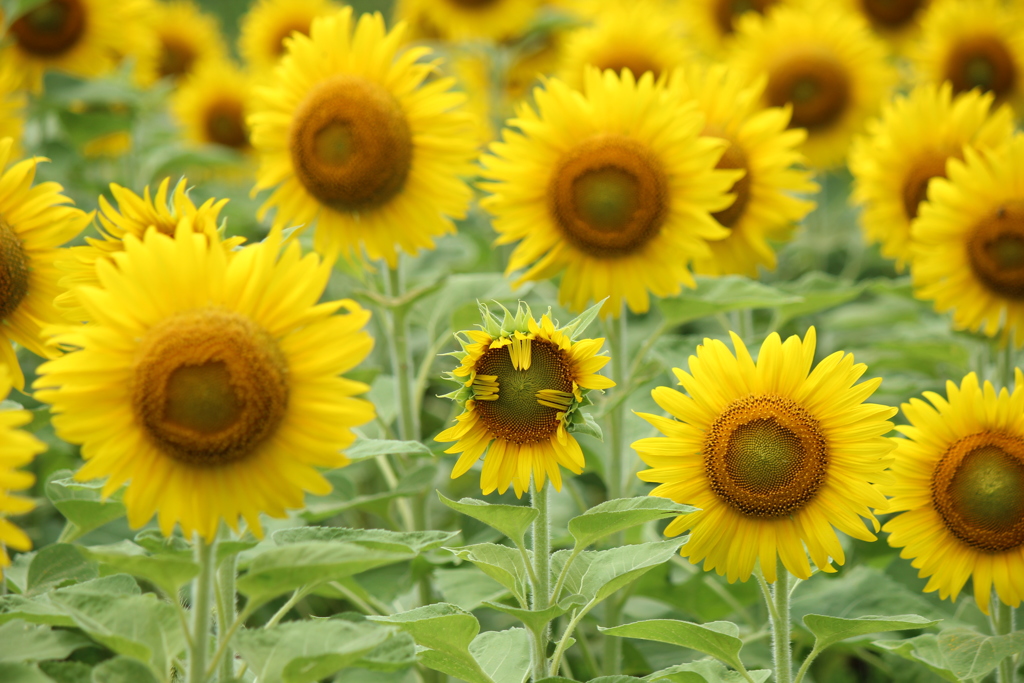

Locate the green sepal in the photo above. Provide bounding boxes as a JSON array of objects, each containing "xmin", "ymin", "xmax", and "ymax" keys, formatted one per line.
[{"xmin": 560, "ymin": 299, "xmax": 607, "ymax": 340}]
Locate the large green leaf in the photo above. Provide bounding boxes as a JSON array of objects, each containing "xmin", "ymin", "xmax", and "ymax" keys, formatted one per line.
[
  {"xmin": 483, "ymin": 595, "xmax": 586, "ymax": 636},
  {"xmin": 1, "ymin": 575, "xmax": 140, "ymax": 628},
  {"xmin": 82, "ymin": 542, "xmax": 198, "ymax": 596},
  {"xmin": 936, "ymin": 628, "xmax": 1024, "ymax": 681},
  {"xmin": 646, "ymin": 661, "xmax": 772, "ymax": 683},
  {"xmin": 353, "ymin": 631, "xmax": 417, "ymax": 672},
  {"xmin": 803, "ymin": 614, "xmax": 938, "ymax": 652},
  {"xmin": 0, "ymin": 622, "xmax": 91, "ymax": 663},
  {"xmin": 434, "ymin": 567, "xmax": 511, "ymax": 612},
  {"xmin": 344, "ymin": 438, "xmax": 432, "ymax": 461},
  {"xmin": 553, "ymin": 539, "xmax": 685, "ymax": 605},
  {"xmin": 438, "ymin": 493, "xmax": 537, "ymax": 549},
  {"xmin": 0, "ymin": 662, "xmax": 56, "ymax": 683},
  {"xmin": 37, "ymin": 661, "xmax": 92, "ymax": 683},
  {"xmin": 273, "ymin": 527, "xmax": 458, "ymax": 555},
  {"xmin": 873, "ymin": 634, "xmax": 960, "ymax": 682},
  {"xmin": 233, "ymin": 618, "xmax": 396, "ymax": 683},
  {"xmin": 657, "ymin": 276, "xmax": 801, "ymax": 327},
  {"xmin": 27, "ymin": 545, "xmax": 98, "ymax": 594},
  {"xmin": 45, "ymin": 472, "xmax": 125, "ymax": 543},
  {"xmin": 567, "ymin": 497, "xmax": 694, "ymax": 550},
  {"xmin": 89, "ymin": 657, "xmax": 159, "ymax": 683},
  {"xmin": 600, "ymin": 620, "xmax": 746, "ymax": 674},
  {"xmin": 773, "ymin": 272, "xmax": 872, "ymax": 325},
  {"xmin": 790, "ymin": 567, "xmax": 944, "ymax": 622},
  {"xmin": 302, "ymin": 465, "xmax": 435, "ymax": 523},
  {"xmin": 448, "ymin": 543, "xmax": 530, "ymax": 605},
  {"xmin": 470, "ymin": 628, "xmax": 532, "ymax": 683}
]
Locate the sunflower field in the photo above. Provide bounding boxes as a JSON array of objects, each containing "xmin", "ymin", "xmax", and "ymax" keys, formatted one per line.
[{"xmin": 1, "ymin": 0, "xmax": 1024, "ymax": 682}]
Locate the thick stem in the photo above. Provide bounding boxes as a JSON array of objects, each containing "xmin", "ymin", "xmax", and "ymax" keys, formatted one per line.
[
  {"xmin": 995, "ymin": 340, "xmax": 1016, "ymax": 391},
  {"xmin": 188, "ymin": 534, "xmax": 216, "ymax": 683},
  {"xmin": 767, "ymin": 562, "xmax": 792, "ymax": 683},
  {"xmin": 215, "ymin": 548, "xmax": 237, "ymax": 683},
  {"xmin": 386, "ymin": 262, "xmax": 419, "ymax": 442},
  {"xmin": 531, "ymin": 481, "xmax": 551, "ymax": 681},
  {"xmin": 991, "ymin": 594, "xmax": 1016, "ymax": 683}
]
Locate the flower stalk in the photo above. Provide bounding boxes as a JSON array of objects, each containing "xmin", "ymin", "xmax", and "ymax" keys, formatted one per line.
[
  {"xmin": 603, "ymin": 309, "xmax": 629, "ymax": 675},
  {"xmin": 759, "ymin": 561, "xmax": 793, "ymax": 683},
  {"xmin": 991, "ymin": 594, "xmax": 1016, "ymax": 683},
  {"xmin": 531, "ymin": 481, "xmax": 552, "ymax": 682},
  {"xmin": 189, "ymin": 534, "xmax": 216, "ymax": 683}
]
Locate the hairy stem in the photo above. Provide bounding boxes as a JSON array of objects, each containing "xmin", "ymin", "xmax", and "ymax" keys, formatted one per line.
[
  {"xmin": 215, "ymin": 546, "xmax": 237, "ymax": 682},
  {"xmin": 760, "ymin": 561, "xmax": 792, "ymax": 683},
  {"xmin": 531, "ymin": 481, "xmax": 551, "ymax": 681},
  {"xmin": 188, "ymin": 534, "xmax": 216, "ymax": 683},
  {"xmin": 991, "ymin": 593, "xmax": 1016, "ymax": 683}
]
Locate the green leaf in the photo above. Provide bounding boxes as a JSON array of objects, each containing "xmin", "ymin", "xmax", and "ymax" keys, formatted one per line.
[
  {"xmin": 568, "ymin": 497, "xmax": 695, "ymax": 550},
  {"xmin": 658, "ymin": 276, "xmax": 801, "ymax": 327},
  {"xmin": 233, "ymin": 618, "xmax": 396, "ymax": 683},
  {"xmin": 1, "ymin": 575, "xmax": 141, "ymax": 628},
  {"xmin": 0, "ymin": 662, "xmax": 56, "ymax": 683},
  {"xmin": 353, "ymin": 631, "xmax": 417, "ymax": 672},
  {"xmin": 131, "ymin": 531, "xmax": 190, "ymax": 558},
  {"xmin": 482, "ymin": 596, "xmax": 585, "ymax": 636},
  {"xmin": 646, "ymin": 661, "xmax": 771, "ymax": 683},
  {"xmin": 27, "ymin": 545, "xmax": 98, "ymax": 594},
  {"xmin": 874, "ymin": 634, "xmax": 961, "ymax": 682},
  {"xmin": 936, "ymin": 627, "xmax": 1024, "ymax": 680},
  {"xmin": 236, "ymin": 542, "xmax": 414, "ymax": 608},
  {"xmin": 273, "ymin": 527, "xmax": 459, "ymax": 555},
  {"xmin": 470, "ymin": 628, "xmax": 532, "ymax": 683},
  {"xmin": 791, "ymin": 567, "xmax": 945, "ymax": 622},
  {"xmin": 566, "ymin": 412, "xmax": 603, "ymax": 441},
  {"xmin": 803, "ymin": 614, "xmax": 938, "ymax": 652},
  {"xmin": 0, "ymin": 622, "xmax": 91, "ymax": 663},
  {"xmin": 448, "ymin": 544, "xmax": 530, "ymax": 605},
  {"xmin": 301, "ymin": 465, "xmax": 435, "ymax": 523},
  {"xmin": 344, "ymin": 438, "xmax": 432, "ymax": 461},
  {"xmin": 434, "ymin": 568, "xmax": 511, "ymax": 611},
  {"xmin": 38, "ymin": 661, "xmax": 92, "ymax": 683},
  {"xmin": 774, "ymin": 272, "xmax": 872, "ymax": 325},
  {"xmin": 438, "ymin": 493, "xmax": 537, "ymax": 549},
  {"xmin": 553, "ymin": 539, "xmax": 685, "ymax": 605},
  {"xmin": 89, "ymin": 657, "xmax": 159, "ymax": 683},
  {"xmin": 81, "ymin": 542, "xmax": 198, "ymax": 595},
  {"xmin": 45, "ymin": 472, "xmax": 126, "ymax": 543},
  {"xmin": 599, "ymin": 619, "xmax": 746, "ymax": 673}
]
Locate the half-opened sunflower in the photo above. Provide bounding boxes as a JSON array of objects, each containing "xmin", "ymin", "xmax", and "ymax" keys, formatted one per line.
[
  {"xmin": 36, "ymin": 229, "xmax": 376, "ymax": 541},
  {"xmin": 249, "ymin": 8, "xmax": 477, "ymax": 266},
  {"xmin": 436, "ymin": 303, "xmax": 614, "ymax": 497},
  {"xmin": 238, "ymin": 0, "xmax": 342, "ymax": 73},
  {"xmin": 0, "ymin": 365, "xmax": 46, "ymax": 574},
  {"xmin": 884, "ymin": 372, "xmax": 1024, "ymax": 614},
  {"xmin": 634, "ymin": 328, "xmax": 896, "ymax": 583}
]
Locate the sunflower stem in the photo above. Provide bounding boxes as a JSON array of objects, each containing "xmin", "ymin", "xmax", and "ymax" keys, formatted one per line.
[
  {"xmin": 531, "ymin": 480, "xmax": 551, "ymax": 682},
  {"xmin": 385, "ymin": 261, "xmax": 420, "ymax": 443},
  {"xmin": 214, "ymin": 530, "xmax": 237, "ymax": 683},
  {"xmin": 763, "ymin": 560, "xmax": 793, "ymax": 683},
  {"xmin": 994, "ymin": 340, "xmax": 1016, "ymax": 391},
  {"xmin": 991, "ymin": 594, "xmax": 1016, "ymax": 683},
  {"xmin": 188, "ymin": 534, "xmax": 216, "ymax": 683}
]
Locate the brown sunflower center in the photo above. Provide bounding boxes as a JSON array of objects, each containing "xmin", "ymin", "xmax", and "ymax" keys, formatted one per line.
[
  {"xmin": 548, "ymin": 135, "xmax": 668, "ymax": 258},
  {"xmin": 289, "ymin": 74, "xmax": 412, "ymax": 213},
  {"xmin": 966, "ymin": 201, "xmax": 1024, "ymax": 300},
  {"xmin": 946, "ymin": 34, "xmax": 1017, "ymax": 100},
  {"xmin": 0, "ymin": 220, "xmax": 30, "ymax": 322},
  {"xmin": 710, "ymin": 139, "xmax": 751, "ymax": 228},
  {"xmin": 767, "ymin": 52, "xmax": 851, "ymax": 131},
  {"xmin": 10, "ymin": 0, "xmax": 86, "ymax": 57},
  {"xmin": 132, "ymin": 308, "xmax": 289, "ymax": 466},
  {"xmin": 473, "ymin": 339, "xmax": 574, "ymax": 445},
  {"xmin": 713, "ymin": 0, "xmax": 776, "ymax": 35},
  {"xmin": 272, "ymin": 21, "xmax": 311, "ymax": 56},
  {"xmin": 704, "ymin": 394, "xmax": 828, "ymax": 517},
  {"xmin": 900, "ymin": 153, "xmax": 950, "ymax": 221},
  {"xmin": 932, "ymin": 432, "xmax": 1024, "ymax": 552},
  {"xmin": 860, "ymin": 0, "xmax": 924, "ymax": 28},
  {"xmin": 158, "ymin": 36, "xmax": 198, "ymax": 80},
  {"xmin": 204, "ymin": 99, "xmax": 248, "ymax": 149},
  {"xmin": 449, "ymin": 0, "xmax": 500, "ymax": 8}
]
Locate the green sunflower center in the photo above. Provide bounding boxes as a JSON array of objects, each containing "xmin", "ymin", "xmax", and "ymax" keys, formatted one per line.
[
  {"xmin": 204, "ymin": 99, "xmax": 249, "ymax": 149},
  {"xmin": 704, "ymin": 394, "xmax": 828, "ymax": 517},
  {"xmin": 861, "ymin": 0, "xmax": 924, "ymax": 28},
  {"xmin": 11, "ymin": 0, "xmax": 86, "ymax": 57},
  {"xmin": 767, "ymin": 52, "xmax": 851, "ymax": 131},
  {"xmin": 932, "ymin": 432, "xmax": 1024, "ymax": 552},
  {"xmin": 289, "ymin": 74, "xmax": 413, "ymax": 213},
  {"xmin": 132, "ymin": 308, "xmax": 289, "ymax": 466},
  {"xmin": 710, "ymin": 139, "xmax": 751, "ymax": 228},
  {"xmin": 473, "ymin": 338, "xmax": 574, "ymax": 445},
  {"xmin": 946, "ymin": 34, "xmax": 1017, "ymax": 100},
  {"xmin": 0, "ymin": 220, "xmax": 30, "ymax": 323},
  {"xmin": 159, "ymin": 36, "xmax": 198, "ymax": 80},
  {"xmin": 713, "ymin": 0, "xmax": 776, "ymax": 35},
  {"xmin": 966, "ymin": 201, "xmax": 1024, "ymax": 299},
  {"xmin": 549, "ymin": 135, "xmax": 669, "ymax": 258},
  {"xmin": 901, "ymin": 153, "xmax": 951, "ymax": 221}
]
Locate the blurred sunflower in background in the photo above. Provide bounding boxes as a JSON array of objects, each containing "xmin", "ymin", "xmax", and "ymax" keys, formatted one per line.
[
  {"xmin": 136, "ymin": 0, "xmax": 227, "ymax": 86},
  {"xmin": 172, "ymin": 61, "xmax": 253, "ymax": 153},
  {"xmin": 238, "ymin": 0, "xmax": 343, "ymax": 73},
  {"xmin": 634, "ymin": 328, "xmax": 896, "ymax": 583},
  {"xmin": 249, "ymin": 8, "xmax": 477, "ymax": 265},
  {"xmin": 36, "ymin": 229, "xmax": 376, "ymax": 541},
  {"xmin": 729, "ymin": 2, "xmax": 897, "ymax": 169},
  {"xmin": 400, "ymin": 0, "xmax": 543, "ymax": 42},
  {"xmin": 0, "ymin": 65, "xmax": 26, "ymax": 150},
  {"xmin": 680, "ymin": 0, "xmax": 780, "ymax": 57},
  {"xmin": 884, "ymin": 372, "xmax": 1024, "ymax": 615},
  {"xmin": 481, "ymin": 68, "xmax": 741, "ymax": 317},
  {"xmin": 0, "ymin": 367, "xmax": 46, "ymax": 574},
  {"xmin": 850, "ymin": 82, "xmax": 1013, "ymax": 270},
  {"xmin": 837, "ymin": 0, "xmax": 931, "ymax": 49}
]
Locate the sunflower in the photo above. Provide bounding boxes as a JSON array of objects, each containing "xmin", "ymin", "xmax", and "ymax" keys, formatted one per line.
[
  {"xmin": 836, "ymin": 0, "xmax": 931, "ymax": 48},
  {"xmin": 0, "ymin": 64, "xmax": 26, "ymax": 150},
  {"xmin": 436, "ymin": 303, "xmax": 614, "ymax": 497},
  {"xmin": 884, "ymin": 372, "xmax": 1024, "ymax": 615},
  {"xmin": 671, "ymin": 64, "xmax": 817, "ymax": 277},
  {"xmin": 0, "ymin": 138, "xmax": 89, "ymax": 389},
  {"xmin": 56, "ymin": 178, "xmax": 242, "ymax": 321},
  {"xmin": 634, "ymin": 328, "xmax": 896, "ymax": 583},
  {"xmin": 911, "ymin": 135, "xmax": 1024, "ymax": 346},
  {"xmin": 249, "ymin": 8, "xmax": 477, "ymax": 266},
  {"xmin": 135, "ymin": 0, "xmax": 227, "ymax": 86},
  {"xmin": 680, "ymin": 0, "xmax": 781, "ymax": 57},
  {"xmin": 171, "ymin": 61, "xmax": 252, "ymax": 152},
  {"xmin": 35, "ymin": 229, "xmax": 376, "ymax": 541},
  {"xmin": 398, "ymin": 0, "xmax": 542, "ymax": 42},
  {"xmin": 850, "ymin": 82, "xmax": 1013, "ymax": 270},
  {"xmin": 238, "ymin": 0, "xmax": 342, "ymax": 73},
  {"xmin": 911, "ymin": 0, "xmax": 1024, "ymax": 114},
  {"xmin": 480, "ymin": 68, "xmax": 740, "ymax": 317},
  {"xmin": 729, "ymin": 3, "xmax": 897, "ymax": 169},
  {"xmin": 0, "ymin": 366, "xmax": 46, "ymax": 573}
]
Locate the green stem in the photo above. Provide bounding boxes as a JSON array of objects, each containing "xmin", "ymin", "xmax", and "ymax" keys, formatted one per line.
[
  {"xmin": 549, "ymin": 607, "xmax": 589, "ymax": 677},
  {"xmin": 994, "ymin": 340, "xmax": 1016, "ymax": 391},
  {"xmin": 759, "ymin": 561, "xmax": 792, "ymax": 683},
  {"xmin": 991, "ymin": 594, "xmax": 1016, "ymax": 683},
  {"xmin": 205, "ymin": 604, "xmax": 254, "ymax": 680},
  {"xmin": 531, "ymin": 481, "xmax": 551, "ymax": 682},
  {"xmin": 215, "ymin": 547, "xmax": 237, "ymax": 682},
  {"xmin": 188, "ymin": 534, "xmax": 216, "ymax": 683},
  {"xmin": 385, "ymin": 261, "xmax": 419, "ymax": 442}
]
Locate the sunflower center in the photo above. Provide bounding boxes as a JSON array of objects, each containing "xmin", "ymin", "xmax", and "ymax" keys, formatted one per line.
[
  {"xmin": 932, "ymin": 432, "xmax": 1024, "ymax": 552},
  {"xmin": 900, "ymin": 153, "xmax": 950, "ymax": 221},
  {"xmin": 158, "ymin": 36, "xmax": 198, "ymax": 80},
  {"xmin": 967, "ymin": 201, "xmax": 1024, "ymax": 300},
  {"xmin": 710, "ymin": 140, "xmax": 751, "ymax": 228},
  {"xmin": 860, "ymin": 0, "xmax": 924, "ymax": 28},
  {"xmin": 767, "ymin": 52, "xmax": 851, "ymax": 130},
  {"xmin": 473, "ymin": 339, "xmax": 574, "ymax": 445},
  {"xmin": 704, "ymin": 394, "xmax": 828, "ymax": 517},
  {"xmin": 549, "ymin": 135, "xmax": 668, "ymax": 258},
  {"xmin": 272, "ymin": 21, "xmax": 310, "ymax": 56},
  {"xmin": 289, "ymin": 74, "xmax": 412, "ymax": 213},
  {"xmin": 10, "ymin": 0, "xmax": 86, "ymax": 57},
  {"xmin": 0, "ymin": 220, "xmax": 30, "ymax": 322},
  {"xmin": 946, "ymin": 35, "xmax": 1017, "ymax": 99},
  {"xmin": 449, "ymin": 0, "xmax": 500, "ymax": 8},
  {"xmin": 713, "ymin": 0, "xmax": 776, "ymax": 35},
  {"xmin": 132, "ymin": 308, "xmax": 289, "ymax": 466},
  {"xmin": 204, "ymin": 99, "xmax": 248, "ymax": 149}
]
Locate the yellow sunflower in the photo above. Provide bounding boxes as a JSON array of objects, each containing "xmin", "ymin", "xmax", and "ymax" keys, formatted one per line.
[
  {"xmin": 238, "ymin": 0, "xmax": 343, "ymax": 73},
  {"xmin": 911, "ymin": 0, "xmax": 1024, "ymax": 115},
  {"xmin": 35, "ymin": 229, "xmax": 376, "ymax": 541},
  {"xmin": 399, "ymin": 0, "xmax": 542, "ymax": 42},
  {"xmin": 135, "ymin": 0, "xmax": 228, "ymax": 86},
  {"xmin": 634, "ymin": 328, "xmax": 896, "ymax": 583},
  {"xmin": 680, "ymin": 0, "xmax": 782, "ymax": 57},
  {"xmin": 0, "ymin": 137, "xmax": 90, "ymax": 390},
  {"xmin": 850, "ymin": 82, "xmax": 1013, "ymax": 270},
  {"xmin": 480, "ymin": 68, "xmax": 740, "ymax": 317},
  {"xmin": 171, "ymin": 60, "xmax": 252, "ymax": 152},
  {"xmin": 884, "ymin": 372, "xmax": 1024, "ymax": 615},
  {"xmin": 729, "ymin": 3, "xmax": 897, "ymax": 169},
  {"xmin": 836, "ymin": 0, "xmax": 931, "ymax": 48},
  {"xmin": 0, "ymin": 365, "xmax": 46, "ymax": 574},
  {"xmin": 56, "ymin": 177, "xmax": 241, "ymax": 321},
  {"xmin": 671, "ymin": 64, "xmax": 817, "ymax": 277},
  {"xmin": 249, "ymin": 8, "xmax": 477, "ymax": 266},
  {"xmin": 436, "ymin": 303, "xmax": 614, "ymax": 497}
]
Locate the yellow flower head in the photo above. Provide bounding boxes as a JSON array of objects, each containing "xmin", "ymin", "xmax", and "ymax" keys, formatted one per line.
[
  {"xmin": 135, "ymin": 0, "xmax": 228, "ymax": 86},
  {"xmin": 436, "ymin": 302, "xmax": 614, "ymax": 497},
  {"xmin": 172, "ymin": 60, "xmax": 253, "ymax": 152},
  {"xmin": 634, "ymin": 328, "xmax": 896, "ymax": 583},
  {"xmin": 835, "ymin": 0, "xmax": 932, "ymax": 49},
  {"xmin": 884, "ymin": 371, "xmax": 1024, "ymax": 614},
  {"xmin": 36, "ymin": 228, "xmax": 376, "ymax": 541},
  {"xmin": 238, "ymin": 0, "xmax": 343, "ymax": 73},
  {"xmin": 680, "ymin": 0, "xmax": 781, "ymax": 57},
  {"xmin": 398, "ymin": 0, "xmax": 542, "ymax": 42}
]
